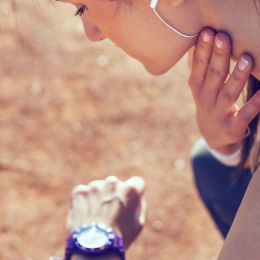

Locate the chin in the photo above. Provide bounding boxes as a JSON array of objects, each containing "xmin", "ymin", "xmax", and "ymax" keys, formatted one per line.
[{"xmin": 143, "ymin": 63, "xmax": 172, "ymax": 76}]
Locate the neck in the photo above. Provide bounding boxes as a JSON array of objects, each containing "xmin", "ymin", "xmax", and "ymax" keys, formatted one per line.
[{"xmin": 198, "ymin": 0, "xmax": 260, "ymax": 80}]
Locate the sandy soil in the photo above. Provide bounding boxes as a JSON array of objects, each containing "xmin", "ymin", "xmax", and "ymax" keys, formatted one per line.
[{"xmin": 0, "ymin": 1, "xmax": 222, "ymax": 259}]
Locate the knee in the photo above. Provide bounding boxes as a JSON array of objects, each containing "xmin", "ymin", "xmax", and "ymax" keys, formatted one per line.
[
  {"xmin": 190, "ymin": 138, "xmax": 218, "ymax": 197},
  {"xmin": 190, "ymin": 138, "xmax": 211, "ymax": 176}
]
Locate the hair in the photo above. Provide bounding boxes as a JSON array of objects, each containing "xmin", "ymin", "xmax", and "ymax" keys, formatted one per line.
[
  {"xmin": 237, "ymin": 76, "xmax": 260, "ymax": 174},
  {"xmin": 233, "ymin": 0, "xmax": 260, "ymax": 175}
]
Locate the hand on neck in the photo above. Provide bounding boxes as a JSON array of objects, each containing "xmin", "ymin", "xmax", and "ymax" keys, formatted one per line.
[{"xmin": 197, "ymin": 0, "xmax": 260, "ymax": 79}]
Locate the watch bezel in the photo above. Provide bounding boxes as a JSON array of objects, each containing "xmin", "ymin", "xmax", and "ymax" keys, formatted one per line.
[
  {"xmin": 65, "ymin": 222, "xmax": 125, "ymax": 260},
  {"xmin": 74, "ymin": 223, "xmax": 115, "ymax": 253}
]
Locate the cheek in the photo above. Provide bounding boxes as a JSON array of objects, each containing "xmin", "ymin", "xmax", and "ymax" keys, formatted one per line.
[{"xmin": 85, "ymin": 1, "xmax": 194, "ymax": 73}]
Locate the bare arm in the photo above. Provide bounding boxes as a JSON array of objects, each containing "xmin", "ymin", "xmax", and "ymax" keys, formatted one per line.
[{"xmin": 218, "ymin": 165, "xmax": 260, "ymax": 259}]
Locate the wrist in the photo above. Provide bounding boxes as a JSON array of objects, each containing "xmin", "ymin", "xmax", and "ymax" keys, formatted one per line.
[{"xmin": 72, "ymin": 253, "xmax": 121, "ymax": 260}]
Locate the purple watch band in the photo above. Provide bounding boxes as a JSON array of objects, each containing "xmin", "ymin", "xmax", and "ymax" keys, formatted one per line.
[{"xmin": 65, "ymin": 223, "xmax": 125, "ymax": 260}]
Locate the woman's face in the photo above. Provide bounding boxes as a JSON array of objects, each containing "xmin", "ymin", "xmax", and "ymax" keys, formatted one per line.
[{"xmin": 61, "ymin": 0, "xmax": 199, "ymax": 75}]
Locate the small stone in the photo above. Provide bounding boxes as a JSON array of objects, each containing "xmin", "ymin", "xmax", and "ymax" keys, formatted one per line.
[
  {"xmin": 30, "ymin": 83, "xmax": 43, "ymax": 96},
  {"xmin": 152, "ymin": 220, "xmax": 163, "ymax": 232},
  {"xmin": 96, "ymin": 54, "xmax": 109, "ymax": 68},
  {"xmin": 174, "ymin": 159, "xmax": 185, "ymax": 171},
  {"xmin": 72, "ymin": 122, "xmax": 83, "ymax": 133}
]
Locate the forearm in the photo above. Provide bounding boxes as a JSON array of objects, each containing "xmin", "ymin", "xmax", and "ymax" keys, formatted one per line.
[
  {"xmin": 218, "ymin": 165, "xmax": 260, "ymax": 260},
  {"xmin": 72, "ymin": 253, "xmax": 120, "ymax": 260}
]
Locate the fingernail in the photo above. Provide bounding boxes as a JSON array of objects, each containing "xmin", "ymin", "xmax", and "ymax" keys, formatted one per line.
[
  {"xmin": 238, "ymin": 57, "xmax": 249, "ymax": 71},
  {"xmin": 202, "ymin": 31, "xmax": 211, "ymax": 43},
  {"xmin": 215, "ymin": 36, "xmax": 223, "ymax": 49}
]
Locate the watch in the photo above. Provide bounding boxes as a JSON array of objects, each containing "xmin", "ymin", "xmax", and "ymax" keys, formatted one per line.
[{"xmin": 65, "ymin": 223, "xmax": 125, "ymax": 260}]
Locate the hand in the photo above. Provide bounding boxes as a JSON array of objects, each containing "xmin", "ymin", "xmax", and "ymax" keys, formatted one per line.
[
  {"xmin": 188, "ymin": 28, "xmax": 260, "ymax": 154},
  {"xmin": 66, "ymin": 176, "xmax": 146, "ymax": 249}
]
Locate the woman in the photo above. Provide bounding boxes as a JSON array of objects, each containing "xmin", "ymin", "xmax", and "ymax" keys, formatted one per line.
[
  {"xmin": 62, "ymin": 0, "xmax": 260, "ymax": 77},
  {"xmin": 56, "ymin": 0, "xmax": 260, "ymax": 259}
]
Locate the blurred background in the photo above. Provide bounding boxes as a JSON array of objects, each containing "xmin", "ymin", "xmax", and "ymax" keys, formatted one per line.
[{"xmin": 0, "ymin": 0, "xmax": 222, "ymax": 259}]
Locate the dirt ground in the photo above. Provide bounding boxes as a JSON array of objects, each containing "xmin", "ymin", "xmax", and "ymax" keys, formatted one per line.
[{"xmin": 0, "ymin": 1, "xmax": 222, "ymax": 259}]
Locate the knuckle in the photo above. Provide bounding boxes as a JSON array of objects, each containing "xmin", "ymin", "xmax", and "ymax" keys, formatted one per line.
[
  {"xmin": 105, "ymin": 175, "xmax": 119, "ymax": 184},
  {"xmin": 106, "ymin": 182, "xmax": 118, "ymax": 193},
  {"xmin": 88, "ymin": 180, "xmax": 102, "ymax": 192},
  {"xmin": 208, "ymin": 66, "xmax": 225, "ymax": 78},
  {"xmin": 220, "ymin": 89, "xmax": 236, "ymax": 103},
  {"xmin": 72, "ymin": 184, "xmax": 88, "ymax": 196},
  {"xmin": 193, "ymin": 54, "xmax": 207, "ymax": 65}
]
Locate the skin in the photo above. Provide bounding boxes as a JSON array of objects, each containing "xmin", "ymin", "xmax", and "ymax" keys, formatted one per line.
[
  {"xmin": 63, "ymin": 0, "xmax": 201, "ymax": 75},
  {"xmin": 173, "ymin": 28, "xmax": 260, "ymax": 257},
  {"xmin": 189, "ymin": 29, "xmax": 260, "ymax": 153},
  {"xmin": 58, "ymin": 0, "xmax": 260, "ymax": 78},
  {"xmin": 57, "ymin": 0, "xmax": 260, "ymax": 153}
]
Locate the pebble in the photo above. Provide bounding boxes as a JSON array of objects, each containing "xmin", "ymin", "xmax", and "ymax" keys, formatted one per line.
[
  {"xmin": 30, "ymin": 83, "xmax": 43, "ymax": 96},
  {"xmin": 174, "ymin": 159, "xmax": 186, "ymax": 171},
  {"xmin": 152, "ymin": 220, "xmax": 164, "ymax": 232},
  {"xmin": 96, "ymin": 54, "xmax": 109, "ymax": 68},
  {"xmin": 72, "ymin": 122, "xmax": 83, "ymax": 133}
]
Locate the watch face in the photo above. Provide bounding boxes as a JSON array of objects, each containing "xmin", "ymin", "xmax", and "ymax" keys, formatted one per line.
[{"xmin": 77, "ymin": 226, "xmax": 109, "ymax": 249}]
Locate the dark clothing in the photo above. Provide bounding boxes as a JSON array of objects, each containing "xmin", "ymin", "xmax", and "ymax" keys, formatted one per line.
[{"xmin": 191, "ymin": 139, "xmax": 252, "ymax": 238}]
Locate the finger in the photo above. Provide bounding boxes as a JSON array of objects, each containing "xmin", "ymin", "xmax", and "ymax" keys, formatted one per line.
[
  {"xmin": 123, "ymin": 184, "xmax": 147, "ymax": 231},
  {"xmin": 71, "ymin": 184, "xmax": 89, "ymax": 196},
  {"xmin": 217, "ymin": 54, "xmax": 254, "ymax": 111},
  {"xmin": 101, "ymin": 176, "xmax": 121, "ymax": 214},
  {"xmin": 187, "ymin": 46, "xmax": 195, "ymax": 71},
  {"xmin": 201, "ymin": 32, "xmax": 232, "ymax": 106},
  {"xmin": 66, "ymin": 196, "xmax": 88, "ymax": 231},
  {"xmin": 105, "ymin": 175, "xmax": 120, "ymax": 194},
  {"xmin": 189, "ymin": 28, "xmax": 215, "ymax": 98},
  {"xmin": 88, "ymin": 179, "xmax": 105, "ymax": 192},
  {"xmin": 119, "ymin": 176, "xmax": 145, "ymax": 211},
  {"xmin": 123, "ymin": 177, "xmax": 145, "ymax": 216},
  {"xmin": 234, "ymin": 89, "xmax": 260, "ymax": 133},
  {"xmin": 67, "ymin": 185, "xmax": 90, "ymax": 231},
  {"xmin": 125, "ymin": 176, "xmax": 145, "ymax": 195},
  {"xmin": 87, "ymin": 180, "xmax": 105, "ymax": 213}
]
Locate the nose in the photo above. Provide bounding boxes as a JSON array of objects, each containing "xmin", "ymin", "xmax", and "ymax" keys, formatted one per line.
[{"xmin": 81, "ymin": 16, "xmax": 106, "ymax": 42}]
